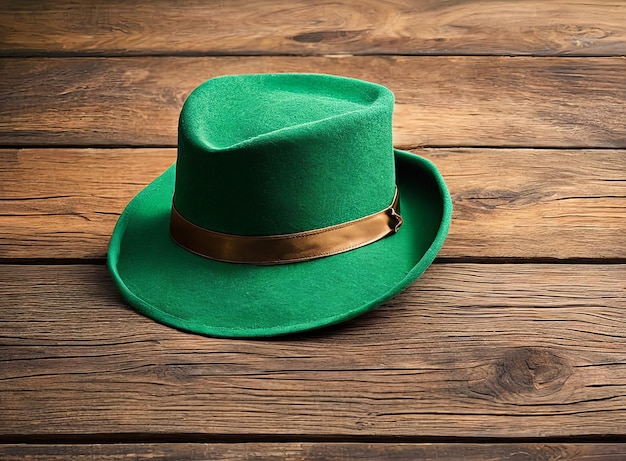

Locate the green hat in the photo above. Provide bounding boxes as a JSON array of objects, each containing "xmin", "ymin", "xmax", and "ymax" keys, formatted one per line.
[{"xmin": 107, "ymin": 73, "xmax": 452, "ymax": 338}]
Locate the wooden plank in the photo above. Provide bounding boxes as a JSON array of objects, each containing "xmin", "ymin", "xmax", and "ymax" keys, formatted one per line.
[
  {"xmin": 1, "ymin": 148, "xmax": 624, "ymax": 260},
  {"xmin": 1, "ymin": 264, "xmax": 624, "ymax": 438},
  {"xmin": 1, "ymin": 57, "xmax": 625, "ymax": 148},
  {"xmin": 430, "ymin": 148, "xmax": 626, "ymax": 260},
  {"xmin": 0, "ymin": 148, "xmax": 171, "ymax": 260},
  {"xmin": 1, "ymin": 0, "xmax": 625, "ymax": 57},
  {"xmin": 1, "ymin": 442, "xmax": 626, "ymax": 460}
]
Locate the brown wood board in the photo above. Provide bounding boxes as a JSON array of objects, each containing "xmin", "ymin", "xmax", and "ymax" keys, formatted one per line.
[
  {"xmin": 1, "ymin": 148, "xmax": 624, "ymax": 260},
  {"xmin": 1, "ymin": 264, "xmax": 625, "ymax": 438},
  {"xmin": 1, "ymin": 57, "xmax": 625, "ymax": 148},
  {"xmin": 1, "ymin": 0, "xmax": 625, "ymax": 454},
  {"xmin": 1, "ymin": 442, "xmax": 626, "ymax": 460},
  {"xmin": 1, "ymin": 0, "xmax": 625, "ymax": 57}
]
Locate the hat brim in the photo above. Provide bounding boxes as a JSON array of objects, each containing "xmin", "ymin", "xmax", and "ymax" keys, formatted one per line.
[{"xmin": 107, "ymin": 149, "xmax": 452, "ymax": 338}]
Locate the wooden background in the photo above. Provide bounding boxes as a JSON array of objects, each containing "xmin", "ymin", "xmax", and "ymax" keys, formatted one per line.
[{"xmin": 1, "ymin": 1, "xmax": 625, "ymax": 459}]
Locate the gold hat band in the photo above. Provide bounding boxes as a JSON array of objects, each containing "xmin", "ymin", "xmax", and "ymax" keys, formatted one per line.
[{"xmin": 170, "ymin": 188, "xmax": 402, "ymax": 265}]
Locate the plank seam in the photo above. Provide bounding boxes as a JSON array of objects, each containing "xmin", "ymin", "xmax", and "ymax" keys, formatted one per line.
[
  {"xmin": 0, "ymin": 52, "xmax": 624, "ymax": 58},
  {"xmin": 2, "ymin": 144, "xmax": 626, "ymax": 150},
  {"xmin": 0, "ymin": 433, "xmax": 625, "ymax": 445},
  {"xmin": 0, "ymin": 258, "xmax": 624, "ymax": 266}
]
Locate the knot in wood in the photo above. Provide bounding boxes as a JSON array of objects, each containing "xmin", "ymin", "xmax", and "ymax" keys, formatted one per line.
[
  {"xmin": 292, "ymin": 29, "xmax": 366, "ymax": 43},
  {"xmin": 495, "ymin": 347, "xmax": 572, "ymax": 399}
]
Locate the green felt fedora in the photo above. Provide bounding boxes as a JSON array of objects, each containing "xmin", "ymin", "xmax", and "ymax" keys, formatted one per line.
[{"xmin": 108, "ymin": 73, "xmax": 452, "ymax": 338}]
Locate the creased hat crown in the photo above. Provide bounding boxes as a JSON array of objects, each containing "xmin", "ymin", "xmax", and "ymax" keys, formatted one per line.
[{"xmin": 173, "ymin": 73, "xmax": 397, "ymax": 236}]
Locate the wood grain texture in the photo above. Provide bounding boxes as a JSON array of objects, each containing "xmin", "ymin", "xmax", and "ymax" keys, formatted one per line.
[
  {"xmin": 430, "ymin": 148, "xmax": 626, "ymax": 260},
  {"xmin": 2, "ymin": 148, "xmax": 624, "ymax": 260},
  {"xmin": 1, "ymin": 0, "xmax": 625, "ymax": 57},
  {"xmin": 1, "ymin": 0, "xmax": 624, "ymax": 453},
  {"xmin": 1, "ymin": 442, "xmax": 626, "ymax": 460},
  {"xmin": 1, "ymin": 56, "xmax": 625, "ymax": 148},
  {"xmin": 1, "ymin": 264, "xmax": 624, "ymax": 438},
  {"xmin": 0, "ymin": 148, "xmax": 171, "ymax": 260}
]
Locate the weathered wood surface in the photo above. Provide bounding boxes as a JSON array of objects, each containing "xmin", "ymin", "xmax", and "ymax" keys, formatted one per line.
[
  {"xmin": 2, "ymin": 148, "xmax": 624, "ymax": 260},
  {"xmin": 1, "ymin": 442, "xmax": 626, "ymax": 460},
  {"xmin": 2, "ymin": 57, "xmax": 625, "ymax": 148},
  {"xmin": 1, "ymin": 0, "xmax": 625, "ymax": 57},
  {"xmin": 2, "ymin": 0, "xmax": 625, "ymax": 456},
  {"xmin": 1, "ymin": 264, "xmax": 624, "ymax": 438}
]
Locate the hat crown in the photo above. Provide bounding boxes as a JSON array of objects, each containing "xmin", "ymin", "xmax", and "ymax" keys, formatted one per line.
[{"xmin": 174, "ymin": 73, "xmax": 396, "ymax": 236}]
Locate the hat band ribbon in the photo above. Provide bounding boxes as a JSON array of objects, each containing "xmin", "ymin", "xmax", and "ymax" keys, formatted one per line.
[{"xmin": 170, "ymin": 188, "xmax": 402, "ymax": 265}]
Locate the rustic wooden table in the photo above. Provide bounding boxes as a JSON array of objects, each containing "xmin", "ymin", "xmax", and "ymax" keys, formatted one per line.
[{"xmin": 1, "ymin": 1, "xmax": 625, "ymax": 459}]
